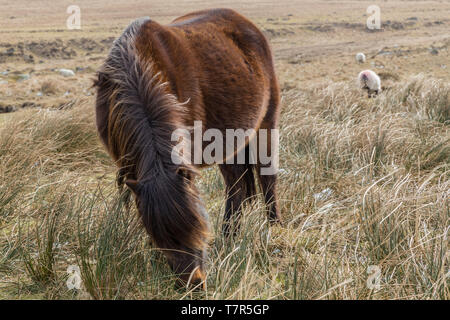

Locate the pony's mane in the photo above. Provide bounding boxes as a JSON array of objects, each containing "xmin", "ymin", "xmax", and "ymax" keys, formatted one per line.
[
  {"xmin": 96, "ymin": 19, "xmax": 188, "ymax": 180},
  {"xmin": 94, "ymin": 19, "xmax": 208, "ymax": 252}
]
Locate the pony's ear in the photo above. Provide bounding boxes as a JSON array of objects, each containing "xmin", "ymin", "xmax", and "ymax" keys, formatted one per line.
[
  {"xmin": 125, "ymin": 179, "xmax": 142, "ymax": 195},
  {"xmin": 92, "ymin": 71, "xmax": 107, "ymax": 88},
  {"xmin": 176, "ymin": 166, "xmax": 195, "ymax": 180}
]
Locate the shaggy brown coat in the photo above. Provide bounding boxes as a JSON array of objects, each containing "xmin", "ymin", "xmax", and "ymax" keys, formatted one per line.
[{"xmin": 94, "ymin": 8, "xmax": 280, "ymax": 288}]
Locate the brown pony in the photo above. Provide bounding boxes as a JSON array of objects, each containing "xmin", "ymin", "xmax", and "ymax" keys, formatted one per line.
[{"xmin": 94, "ymin": 8, "xmax": 280, "ymax": 288}]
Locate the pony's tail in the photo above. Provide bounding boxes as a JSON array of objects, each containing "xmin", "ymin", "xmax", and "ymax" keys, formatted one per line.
[{"xmin": 244, "ymin": 163, "xmax": 257, "ymax": 199}]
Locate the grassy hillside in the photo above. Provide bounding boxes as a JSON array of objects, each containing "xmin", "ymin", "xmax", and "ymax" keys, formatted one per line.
[{"xmin": 1, "ymin": 76, "xmax": 448, "ymax": 299}]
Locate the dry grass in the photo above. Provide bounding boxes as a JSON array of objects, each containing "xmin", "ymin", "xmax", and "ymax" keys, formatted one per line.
[
  {"xmin": 40, "ymin": 81, "xmax": 58, "ymax": 96},
  {"xmin": 0, "ymin": 75, "xmax": 448, "ymax": 299}
]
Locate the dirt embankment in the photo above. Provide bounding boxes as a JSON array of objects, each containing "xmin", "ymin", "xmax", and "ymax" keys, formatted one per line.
[
  {"xmin": 0, "ymin": 37, "xmax": 115, "ymax": 64},
  {"xmin": 262, "ymin": 17, "xmax": 449, "ymax": 39}
]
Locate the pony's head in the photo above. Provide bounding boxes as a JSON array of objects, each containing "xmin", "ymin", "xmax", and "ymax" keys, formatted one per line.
[{"xmin": 124, "ymin": 165, "xmax": 210, "ymax": 288}]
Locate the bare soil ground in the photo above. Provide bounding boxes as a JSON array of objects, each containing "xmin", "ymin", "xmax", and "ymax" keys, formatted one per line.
[{"xmin": 0, "ymin": 0, "xmax": 449, "ymax": 112}]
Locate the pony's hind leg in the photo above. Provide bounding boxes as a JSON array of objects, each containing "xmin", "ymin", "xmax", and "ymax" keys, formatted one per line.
[
  {"xmin": 256, "ymin": 126, "xmax": 281, "ymax": 223},
  {"xmin": 219, "ymin": 159, "xmax": 257, "ymax": 237},
  {"xmin": 256, "ymin": 165, "xmax": 280, "ymax": 223},
  {"xmin": 256, "ymin": 84, "xmax": 281, "ymax": 223}
]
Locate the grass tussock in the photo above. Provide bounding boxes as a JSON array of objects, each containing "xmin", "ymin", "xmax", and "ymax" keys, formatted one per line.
[
  {"xmin": 40, "ymin": 81, "xmax": 58, "ymax": 96},
  {"xmin": 0, "ymin": 76, "xmax": 448, "ymax": 299}
]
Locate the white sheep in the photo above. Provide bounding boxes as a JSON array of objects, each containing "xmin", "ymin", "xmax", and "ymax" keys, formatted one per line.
[
  {"xmin": 355, "ymin": 52, "xmax": 366, "ymax": 63},
  {"xmin": 358, "ymin": 69, "xmax": 381, "ymax": 97}
]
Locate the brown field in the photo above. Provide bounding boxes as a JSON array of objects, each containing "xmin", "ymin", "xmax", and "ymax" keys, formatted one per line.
[{"xmin": 0, "ymin": 0, "xmax": 448, "ymax": 299}]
